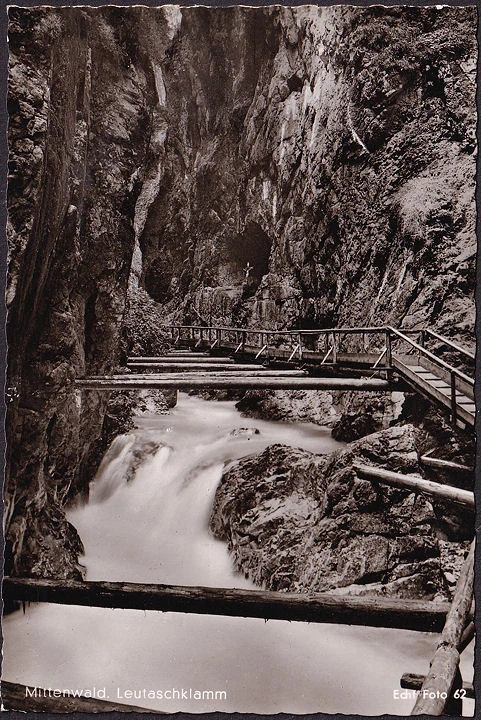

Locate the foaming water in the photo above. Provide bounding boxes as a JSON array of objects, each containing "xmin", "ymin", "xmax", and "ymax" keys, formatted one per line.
[{"xmin": 2, "ymin": 394, "xmax": 474, "ymax": 714}]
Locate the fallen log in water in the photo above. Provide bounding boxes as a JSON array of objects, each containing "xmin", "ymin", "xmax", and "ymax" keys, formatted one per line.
[
  {"xmin": 411, "ymin": 540, "xmax": 475, "ymax": 715},
  {"xmin": 0, "ymin": 681, "xmax": 158, "ymax": 713},
  {"xmin": 3, "ymin": 577, "xmax": 450, "ymax": 632},
  {"xmin": 353, "ymin": 463, "xmax": 474, "ymax": 508},
  {"xmin": 75, "ymin": 376, "xmax": 393, "ymax": 391}
]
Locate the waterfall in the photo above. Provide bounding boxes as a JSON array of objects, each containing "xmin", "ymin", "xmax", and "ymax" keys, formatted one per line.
[{"xmin": 2, "ymin": 394, "xmax": 473, "ymax": 715}]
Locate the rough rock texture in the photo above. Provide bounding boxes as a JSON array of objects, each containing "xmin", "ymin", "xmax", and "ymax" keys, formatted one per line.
[
  {"xmin": 137, "ymin": 6, "xmax": 476, "ymax": 351},
  {"xmin": 121, "ymin": 285, "xmax": 171, "ymax": 361},
  {"xmin": 133, "ymin": 3, "xmax": 476, "ymax": 438},
  {"xmin": 210, "ymin": 427, "xmax": 473, "ymax": 599},
  {"xmin": 236, "ymin": 390, "xmax": 342, "ymax": 426},
  {"xmin": 6, "ymin": 7, "xmax": 177, "ymax": 577},
  {"xmin": 7, "ymin": 6, "xmax": 475, "ymax": 578},
  {"xmin": 236, "ymin": 388, "xmax": 405, "ymax": 434}
]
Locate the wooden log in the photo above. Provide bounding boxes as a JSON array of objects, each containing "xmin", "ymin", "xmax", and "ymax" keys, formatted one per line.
[
  {"xmin": 75, "ymin": 376, "xmax": 393, "ymax": 391},
  {"xmin": 411, "ymin": 541, "xmax": 475, "ymax": 715},
  {"xmin": 353, "ymin": 463, "xmax": 474, "ymax": 508},
  {"xmin": 97, "ymin": 371, "xmax": 308, "ymax": 379},
  {"xmin": 0, "ymin": 681, "xmax": 158, "ymax": 713},
  {"xmin": 135, "ymin": 353, "xmax": 208, "ymax": 358},
  {"xmin": 129, "ymin": 356, "xmax": 234, "ymax": 364},
  {"xmin": 123, "ymin": 363, "xmax": 266, "ymax": 371},
  {"xmin": 2, "ymin": 577, "xmax": 450, "ymax": 633},
  {"xmin": 458, "ymin": 620, "xmax": 475, "ymax": 654},
  {"xmin": 420, "ymin": 456, "xmax": 473, "ymax": 474},
  {"xmin": 400, "ymin": 674, "xmax": 474, "ymax": 700}
]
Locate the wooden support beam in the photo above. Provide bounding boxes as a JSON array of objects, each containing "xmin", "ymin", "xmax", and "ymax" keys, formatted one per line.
[
  {"xmin": 0, "ymin": 681, "xmax": 158, "ymax": 713},
  {"xmin": 419, "ymin": 456, "xmax": 474, "ymax": 474},
  {"xmin": 458, "ymin": 620, "xmax": 475, "ymax": 654},
  {"xmin": 135, "ymin": 353, "xmax": 208, "ymax": 359},
  {"xmin": 411, "ymin": 541, "xmax": 475, "ymax": 715},
  {"xmin": 353, "ymin": 463, "xmax": 474, "ymax": 508},
  {"xmin": 95, "ymin": 371, "xmax": 308, "ymax": 379},
  {"xmin": 123, "ymin": 363, "xmax": 265, "ymax": 372},
  {"xmin": 129, "ymin": 356, "xmax": 234, "ymax": 364},
  {"xmin": 400, "ymin": 674, "xmax": 474, "ymax": 700},
  {"xmin": 3, "ymin": 577, "xmax": 451, "ymax": 633},
  {"xmin": 75, "ymin": 376, "xmax": 393, "ymax": 391}
]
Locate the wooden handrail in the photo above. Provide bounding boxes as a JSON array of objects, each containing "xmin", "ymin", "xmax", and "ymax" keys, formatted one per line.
[
  {"xmin": 165, "ymin": 325, "xmax": 474, "ymax": 376},
  {"xmin": 388, "ymin": 328, "xmax": 474, "ymax": 386},
  {"xmin": 423, "ymin": 329, "xmax": 475, "ymax": 361},
  {"xmin": 165, "ymin": 324, "xmax": 388, "ymax": 337}
]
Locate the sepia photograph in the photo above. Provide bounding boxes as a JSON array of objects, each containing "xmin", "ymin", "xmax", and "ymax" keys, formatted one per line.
[{"xmin": 1, "ymin": 3, "xmax": 477, "ymax": 716}]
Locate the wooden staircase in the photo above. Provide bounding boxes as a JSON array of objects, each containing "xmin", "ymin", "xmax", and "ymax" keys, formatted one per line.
[{"xmin": 388, "ymin": 328, "xmax": 475, "ymax": 428}]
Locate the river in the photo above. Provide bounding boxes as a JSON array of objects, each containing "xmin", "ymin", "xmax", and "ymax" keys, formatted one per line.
[{"xmin": 2, "ymin": 393, "xmax": 474, "ymax": 715}]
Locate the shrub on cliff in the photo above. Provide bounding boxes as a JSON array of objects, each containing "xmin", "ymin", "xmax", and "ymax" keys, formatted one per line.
[{"xmin": 121, "ymin": 285, "xmax": 170, "ymax": 358}]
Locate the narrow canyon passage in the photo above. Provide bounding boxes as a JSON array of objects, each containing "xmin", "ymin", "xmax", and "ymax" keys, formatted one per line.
[{"xmin": 3, "ymin": 395, "xmax": 472, "ymax": 715}]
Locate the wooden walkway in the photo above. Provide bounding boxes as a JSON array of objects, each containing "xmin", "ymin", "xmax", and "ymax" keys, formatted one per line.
[
  {"xmin": 12, "ymin": 323, "xmax": 475, "ymax": 714},
  {"xmin": 150, "ymin": 324, "xmax": 475, "ymax": 428},
  {"xmin": 76, "ymin": 324, "xmax": 475, "ymax": 427}
]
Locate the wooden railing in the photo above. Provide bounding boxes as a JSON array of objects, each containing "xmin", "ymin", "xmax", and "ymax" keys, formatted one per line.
[
  {"xmin": 388, "ymin": 328, "xmax": 474, "ymax": 422},
  {"xmin": 165, "ymin": 324, "xmax": 474, "ymax": 383},
  {"xmin": 421, "ymin": 329, "xmax": 475, "ymax": 362},
  {"xmin": 166, "ymin": 324, "xmax": 392, "ymax": 366}
]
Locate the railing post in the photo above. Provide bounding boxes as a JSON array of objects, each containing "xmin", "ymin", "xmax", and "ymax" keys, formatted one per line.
[
  {"xmin": 450, "ymin": 371, "xmax": 457, "ymax": 425},
  {"xmin": 298, "ymin": 333, "xmax": 303, "ymax": 360},
  {"xmin": 242, "ymin": 331, "xmax": 246, "ymax": 353},
  {"xmin": 331, "ymin": 332, "xmax": 337, "ymax": 365},
  {"xmin": 385, "ymin": 330, "xmax": 392, "ymax": 368}
]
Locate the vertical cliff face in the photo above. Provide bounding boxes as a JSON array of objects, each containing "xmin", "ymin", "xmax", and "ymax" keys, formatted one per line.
[
  {"xmin": 6, "ymin": 6, "xmax": 476, "ymax": 578},
  {"xmin": 6, "ymin": 7, "xmax": 173, "ymax": 577},
  {"xmin": 137, "ymin": 6, "xmax": 476, "ymax": 345}
]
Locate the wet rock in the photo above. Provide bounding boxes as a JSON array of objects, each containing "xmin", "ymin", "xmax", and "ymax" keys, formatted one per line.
[
  {"xmin": 228, "ymin": 427, "xmax": 261, "ymax": 438},
  {"xmin": 211, "ymin": 425, "xmax": 472, "ymax": 599},
  {"xmin": 7, "ymin": 5, "xmax": 475, "ymax": 581},
  {"xmin": 236, "ymin": 390, "xmax": 342, "ymax": 426}
]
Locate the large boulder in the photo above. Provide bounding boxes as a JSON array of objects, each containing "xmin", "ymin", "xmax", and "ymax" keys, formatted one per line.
[{"xmin": 210, "ymin": 424, "xmax": 473, "ymax": 599}]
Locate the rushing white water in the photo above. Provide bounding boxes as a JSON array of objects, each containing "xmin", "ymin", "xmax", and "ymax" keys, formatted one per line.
[{"xmin": 2, "ymin": 394, "xmax": 474, "ymax": 714}]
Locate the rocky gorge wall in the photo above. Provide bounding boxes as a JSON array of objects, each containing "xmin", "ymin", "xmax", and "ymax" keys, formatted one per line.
[
  {"xmin": 6, "ymin": 6, "xmax": 476, "ymax": 580},
  {"xmin": 137, "ymin": 6, "xmax": 476, "ymax": 349},
  {"xmin": 6, "ymin": 7, "xmax": 178, "ymax": 577}
]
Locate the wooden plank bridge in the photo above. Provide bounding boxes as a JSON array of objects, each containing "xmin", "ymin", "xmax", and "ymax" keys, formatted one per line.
[
  {"xmin": 5, "ymin": 324, "xmax": 475, "ymax": 714},
  {"xmin": 76, "ymin": 323, "xmax": 475, "ymax": 428}
]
